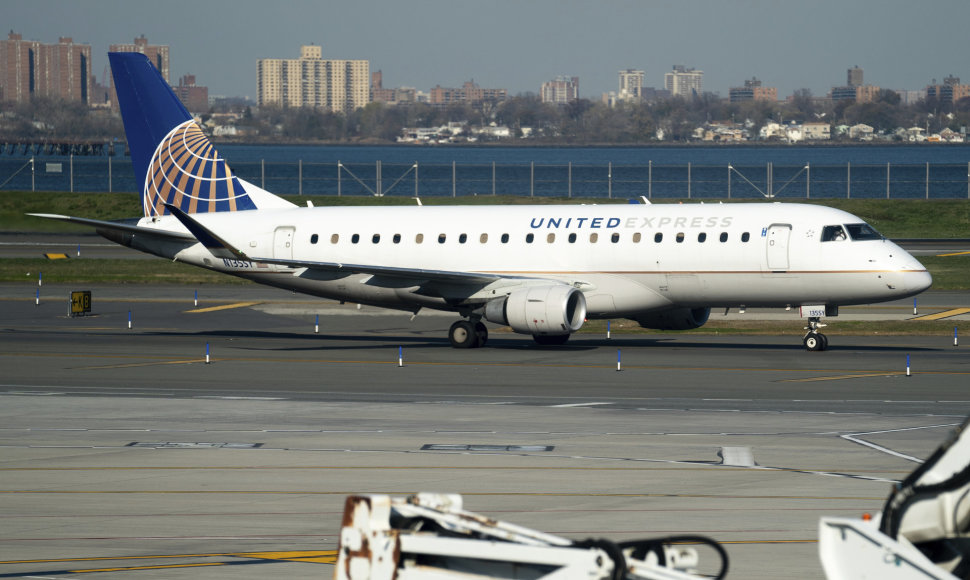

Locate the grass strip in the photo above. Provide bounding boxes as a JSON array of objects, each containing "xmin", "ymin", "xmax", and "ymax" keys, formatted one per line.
[{"xmin": 3, "ymin": 191, "xmax": 970, "ymax": 238}]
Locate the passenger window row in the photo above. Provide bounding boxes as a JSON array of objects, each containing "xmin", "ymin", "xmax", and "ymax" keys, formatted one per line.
[{"xmin": 308, "ymin": 231, "xmax": 752, "ymax": 245}]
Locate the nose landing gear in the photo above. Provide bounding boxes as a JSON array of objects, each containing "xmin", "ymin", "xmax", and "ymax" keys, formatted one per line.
[{"xmin": 803, "ymin": 317, "xmax": 828, "ymax": 351}]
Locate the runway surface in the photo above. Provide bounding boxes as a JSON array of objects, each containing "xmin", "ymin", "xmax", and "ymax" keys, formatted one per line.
[{"xmin": 2, "ymin": 283, "xmax": 969, "ymax": 579}]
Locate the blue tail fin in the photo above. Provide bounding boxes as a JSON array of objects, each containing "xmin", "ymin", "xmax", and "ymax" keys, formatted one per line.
[{"xmin": 109, "ymin": 52, "xmax": 256, "ymax": 217}]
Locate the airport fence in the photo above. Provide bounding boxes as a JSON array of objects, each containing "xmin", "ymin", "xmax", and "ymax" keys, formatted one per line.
[{"xmin": 3, "ymin": 156, "xmax": 970, "ymax": 200}]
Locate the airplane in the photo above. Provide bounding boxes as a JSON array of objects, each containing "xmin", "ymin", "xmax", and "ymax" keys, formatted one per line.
[{"xmin": 30, "ymin": 52, "xmax": 932, "ymax": 351}]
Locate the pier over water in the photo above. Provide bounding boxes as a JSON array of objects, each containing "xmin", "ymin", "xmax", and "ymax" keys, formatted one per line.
[{"xmin": 0, "ymin": 139, "xmax": 115, "ymax": 156}]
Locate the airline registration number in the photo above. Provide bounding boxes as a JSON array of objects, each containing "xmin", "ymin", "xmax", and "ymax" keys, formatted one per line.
[
  {"xmin": 223, "ymin": 258, "xmax": 254, "ymax": 269},
  {"xmin": 799, "ymin": 305, "xmax": 827, "ymax": 318}
]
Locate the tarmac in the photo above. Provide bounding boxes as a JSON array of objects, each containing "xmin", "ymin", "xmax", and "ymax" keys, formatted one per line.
[{"xmin": 1, "ymin": 280, "xmax": 969, "ymax": 579}]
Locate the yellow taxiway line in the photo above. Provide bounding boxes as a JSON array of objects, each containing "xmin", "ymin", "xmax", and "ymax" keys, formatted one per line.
[
  {"xmin": 185, "ymin": 301, "xmax": 262, "ymax": 313},
  {"xmin": 782, "ymin": 372, "xmax": 906, "ymax": 382},
  {"xmin": 911, "ymin": 307, "xmax": 970, "ymax": 321},
  {"xmin": 936, "ymin": 251, "xmax": 970, "ymax": 257}
]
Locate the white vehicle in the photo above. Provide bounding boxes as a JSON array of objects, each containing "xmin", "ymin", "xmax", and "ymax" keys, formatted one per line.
[
  {"xmin": 32, "ymin": 53, "xmax": 932, "ymax": 350},
  {"xmin": 336, "ymin": 492, "xmax": 728, "ymax": 579},
  {"xmin": 819, "ymin": 417, "xmax": 970, "ymax": 579}
]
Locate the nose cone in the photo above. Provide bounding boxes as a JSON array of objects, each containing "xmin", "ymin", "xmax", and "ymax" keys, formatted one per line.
[
  {"xmin": 906, "ymin": 267, "xmax": 933, "ymax": 294},
  {"xmin": 883, "ymin": 241, "xmax": 933, "ymax": 296}
]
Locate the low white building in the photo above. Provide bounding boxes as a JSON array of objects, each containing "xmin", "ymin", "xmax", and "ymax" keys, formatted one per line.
[
  {"xmin": 848, "ymin": 124, "xmax": 874, "ymax": 140},
  {"xmin": 473, "ymin": 124, "xmax": 511, "ymax": 139},
  {"xmin": 759, "ymin": 122, "xmax": 787, "ymax": 140},
  {"xmin": 801, "ymin": 122, "xmax": 831, "ymax": 140}
]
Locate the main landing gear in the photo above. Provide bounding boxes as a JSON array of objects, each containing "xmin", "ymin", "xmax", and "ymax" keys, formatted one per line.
[
  {"xmin": 448, "ymin": 319, "xmax": 489, "ymax": 349},
  {"xmin": 447, "ymin": 319, "xmax": 572, "ymax": 348},
  {"xmin": 803, "ymin": 317, "xmax": 829, "ymax": 351}
]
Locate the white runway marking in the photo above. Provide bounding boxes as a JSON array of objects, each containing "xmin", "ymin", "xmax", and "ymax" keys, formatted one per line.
[{"xmin": 840, "ymin": 423, "xmax": 960, "ymax": 463}]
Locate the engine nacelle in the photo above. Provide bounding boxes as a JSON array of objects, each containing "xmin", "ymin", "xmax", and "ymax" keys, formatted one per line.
[
  {"xmin": 485, "ymin": 285, "xmax": 587, "ymax": 336},
  {"xmin": 634, "ymin": 307, "xmax": 711, "ymax": 331}
]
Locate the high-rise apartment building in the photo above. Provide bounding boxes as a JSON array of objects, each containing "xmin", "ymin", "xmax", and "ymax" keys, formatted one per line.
[
  {"xmin": 618, "ymin": 69, "xmax": 644, "ymax": 102},
  {"xmin": 1, "ymin": 32, "xmax": 91, "ymax": 104},
  {"xmin": 109, "ymin": 35, "xmax": 169, "ymax": 82},
  {"xmin": 371, "ymin": 71, "xmax": 419, "ymax": 105},
  {"xmin": 107, "ymin": 35, "xmax": 169, "ymax": 110},
  {"xmin": 173, "ymin": 75, "xmax": 209, "ymax": 113},
  {"xmin": 429, "ymin": 80, "xmax": 506, "ymax": 105},
  {"xmin": 45, "ymin": 37, "xmax": 91, "ymax": 104},
  {"xmin": 729, "ymin": 77, "xmax": 777, "ymax": 103},
  {"xmin": 1, "ymin": 32, "xmax": 41, "ymax": 103},
  {"xmin": 847, "ymin": 66, "xmax": 864, "ymax": 88},
  {"xmin": 257, "ymin": 45, "xmax": 369, "ymax": 113},
  {"xmin": 831, "ymin": 82, "xmax": 880, "ymax": 103},
  {"xmin": 926, "ymin": 75, "xmax": 970, "ymax": 105},
  {"xmin": 664, "ymin": 65, "xmax": 703, "ymax": 98},
  {"xmin": 540, "ymin": 76, "xmax": 579, "ymax": 104}
]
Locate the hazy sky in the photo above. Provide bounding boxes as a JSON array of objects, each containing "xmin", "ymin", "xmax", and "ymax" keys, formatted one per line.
[{"xmin": 7, "ymin": 0, "xmax": 969, "ymax": 101}]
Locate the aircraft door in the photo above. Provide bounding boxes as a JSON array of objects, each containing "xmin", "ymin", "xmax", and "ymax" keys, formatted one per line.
[
  {"xmin": 273, "ymin": 226, "xmax": 295, "ymax": 260},
  {"xmin": 766, "ymin": 224, "xmax": 791, "ymax": 271}
]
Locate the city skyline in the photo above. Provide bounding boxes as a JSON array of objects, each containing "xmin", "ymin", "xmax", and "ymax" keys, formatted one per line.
[{"xmin": 5, "ymin": 0, "xmax": 970, "ymax": 102}]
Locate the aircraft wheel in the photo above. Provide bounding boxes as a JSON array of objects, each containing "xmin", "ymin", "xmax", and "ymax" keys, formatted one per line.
[
  {"xmin": 449, "ymin": 320, "xmax": 479, "ymax": 348},
  {"xmin": 804, "ymin": 333, "xmax": 824, "ymax": 352},
  {"xmin": 819, "ymin": 333, "xmax": 829, "ymax": 351},
  {"xmin": 533, "ymin": 334, "xmax": 570, "ymax": 346},
  {"xmin": 474, "ymin": 321, "xmax": 489, "ymax": 347}
]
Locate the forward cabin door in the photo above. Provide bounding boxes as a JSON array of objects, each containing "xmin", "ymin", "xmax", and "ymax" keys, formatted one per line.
[
  {"xmin": 765, "ymin": 224, "xmax": 791, "ymax": 271},
  {"xmin": 273, "ymin": 226, "xmax": 295, "ymax": 260}
]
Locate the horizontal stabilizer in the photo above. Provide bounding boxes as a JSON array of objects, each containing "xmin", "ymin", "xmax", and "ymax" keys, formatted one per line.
[{"xmin": 27, "ymin": 213, "xmax": 194, "ymax": 241}]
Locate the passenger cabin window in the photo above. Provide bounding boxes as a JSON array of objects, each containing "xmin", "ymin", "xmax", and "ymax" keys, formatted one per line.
[
  {"xmin": 719, "ymin": 232, "xmax": 728, "ymax": 242},
  {"xmin": 372, "ymin": 234, "xmax": 380, "ymax": 244},
  {"xmin": 459, "ymin": 233, "xmax": 467, "ymax": 244},
  {"xmin": 589, "ymin": 233, "xmax": 599, "ymax": 243},
  {"xmin": 568, "ymin": 233, "xmax": 577, "ymax": 243},
  {"xmin": 846, "ymin": 223, "xmax": 883, "ymax": 241},
  {"xmin": 697, "ymin": 232, "xmax": 706, "ymax": 243},
  {"xmin": 393, "ymin": 234, "xmax": 401, "ymax": 244},
  {"xmin": 676, "ymin": 232, "xmax": 685, "ymax": 243},
  {"xmin": 632, "ymin": 232, "xmax": 641, "ymax": 243},
  {"xmin": 310, "ymin": 234, "xmax": 319, "ymax": 244},
  {"xmin": 501, "ymin": 233, "xmax": 509, "ymax": 243},
  {"xmin": 438, "ymin": 233, "xmax": 447, "ymax": 244},
  {"xmin": 415, "ymin": 234, "xmax": 424, "ymax": 244},
  {"xmin": 351, "ymin": 234, "xmax": 360, "ymax": 244},
  {"xmin": 480, "ymin": 234, "xmax": 488, "ymax": 243},
  {"xmin": 654, "ymin": 232, "xmax": 663, "ymax": 243},
  {"xmin": 330, "ymin": 234, "xmax": 339, "ymax": 244},
  {"xmin": 741, "ymin": 232, "xmax": 750, "ymax": 242},
  {"xmin": 547, "ymin": 233, "xmax": 555, "ymax": 243},
  {"xmin": 526, "ymin": 233, "xmax": 534, "ymax": 243},
  {"xmin": 611, "ymin": 233, "xmax": 620, "ymax": 243},
  {"xmin": 821, "ymin": 225, "xmax": 847, "ymax": 242}
]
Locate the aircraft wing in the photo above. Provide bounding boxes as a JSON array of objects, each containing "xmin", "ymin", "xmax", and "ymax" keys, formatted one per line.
[
  {"xmin": 251, "ymin": 255, "xmax": 502, "ymax": 284},
  {"xmin": 27, "ymin": 213, "xmax": 196, "ymax": 242},
  {"xmin": 161, "ymin": 203, "xmax": 504, "ymax": 285}
]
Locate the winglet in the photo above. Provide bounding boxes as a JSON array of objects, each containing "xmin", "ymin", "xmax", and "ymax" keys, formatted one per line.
[{"xmin": 164, "ymin": 203, "xmax": 250, "ymax": 261}]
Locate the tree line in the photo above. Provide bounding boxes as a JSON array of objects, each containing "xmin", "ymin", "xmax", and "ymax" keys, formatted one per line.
[{"xmin": 2, "ymin": 89, "xmax": 969, "ymax": 144}]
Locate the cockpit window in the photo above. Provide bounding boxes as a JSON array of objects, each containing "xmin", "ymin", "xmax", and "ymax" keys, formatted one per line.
[
  {"xmin": 845, "ymin": 223, "xmax": 883, "ymax": 241},
  {"xmin": 821, "ymin": 225, "xmax": 847, "ymax": 242}
]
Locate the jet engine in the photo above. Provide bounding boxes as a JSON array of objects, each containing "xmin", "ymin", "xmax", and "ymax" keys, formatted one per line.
[
  {"xmin": 634, "ymin": 307, "xmax": 711, "ymax": 330},
  {"xmin": 485, "ymin": 285, "xmax": 587, "ymax": 336}
]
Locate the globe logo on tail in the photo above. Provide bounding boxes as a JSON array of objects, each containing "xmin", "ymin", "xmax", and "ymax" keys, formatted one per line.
[{"xmin": 143, "ymin": 121, "xmax": 256, "ymax": 217}]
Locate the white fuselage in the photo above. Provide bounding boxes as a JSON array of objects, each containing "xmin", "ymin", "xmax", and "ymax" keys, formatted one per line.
[{"xmin": 136, "ymin": 202, "xmax": 931, "ymax": 318}]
